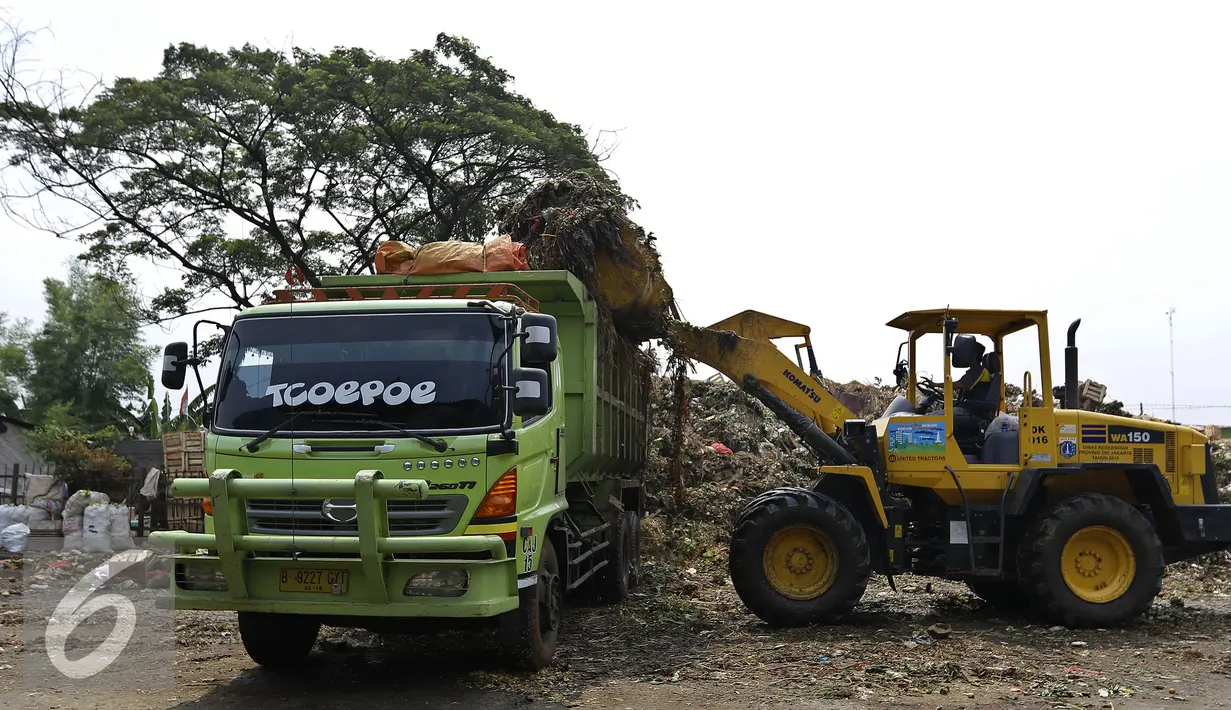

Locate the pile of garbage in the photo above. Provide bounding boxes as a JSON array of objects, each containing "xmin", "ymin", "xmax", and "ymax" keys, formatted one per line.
[
  {"xmin": 641, "ymin": 374, "xmax": 901, "ymax": 557},
  {"xmin": 497, "ymin": 171, "xmax": 678, "ymax": 343}
]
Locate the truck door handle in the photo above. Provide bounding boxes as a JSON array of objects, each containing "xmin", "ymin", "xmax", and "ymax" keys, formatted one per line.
[{"xmin": 293, "ymin": 444, "xmax": 396, "ymax": 454}]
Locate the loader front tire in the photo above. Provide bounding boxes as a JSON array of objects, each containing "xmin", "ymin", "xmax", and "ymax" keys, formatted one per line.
[
  {"xmin": 1020, "ymin": 493, "xmax": 1163, "ymax": 628},
  {"xmin": 729, "ymin": 488, "xmax": 870, "ymax": 627},
  {"xmin": 238, "ymin": 612, "xmax": 320, "ymax": 671}
]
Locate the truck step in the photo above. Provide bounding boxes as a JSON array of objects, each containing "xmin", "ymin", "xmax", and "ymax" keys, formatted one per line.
[
  {"xmin": 569, "ymin": 540, "xmax": 610, "ymax": 566},
  {"xmin": 567, "ymin": 560, "xmax": 608, "ymax": 591},
  {"xmin": 578, "ymin": 522, "xmax": 611, "ymax": 539}
]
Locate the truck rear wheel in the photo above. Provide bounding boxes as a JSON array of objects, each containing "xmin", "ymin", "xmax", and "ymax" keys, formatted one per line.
[
  {"xmin": 1020, "ymin": 493, "xmax": 1163, "ymax": 628},
  {"xmin": 237, "ymin": 612, "xmax": 320, "ymax": 670},
  {"xmin": 499, "ymin": 535, "xmax": 561, "ymax": 670},
  {"xmin": 729, "ymin": 489, "xmax": 870, "ymax": 627},
  {"xmin": 627, "ymin": 509, "xmax": 642, "ymax": 589},
  {"xmin": 597, "ymin": 510, "xmax": 633, "ymax": 602}
]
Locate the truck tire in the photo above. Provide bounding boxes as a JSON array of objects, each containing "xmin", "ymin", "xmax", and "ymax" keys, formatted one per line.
[
  {"xmin": 237, "ymin": 612, "xmax": 320, "ymax": 670},
  {"xmin": 627, "ymin": 509, "xmax": 642, "ymax": 589},
  {"xmin": 729, "ymin": 489, "xmax": 870, "ymax": 627},
  {"xmin": 1019, "ymin": 493, "xmax": 1163, "ymax": 628},
  {"xmin": 597, "ymin": 510, "xmax": 631, "ymax": 603},
  {"xmin": 499, "ymin": 536, "xmax": 561, "ymax": 670}
]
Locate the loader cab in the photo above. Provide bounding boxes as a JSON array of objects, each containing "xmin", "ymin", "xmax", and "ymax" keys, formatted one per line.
[{"xmin": 885, "ymin": 309, "xmax": 1055, "ymax": 469}]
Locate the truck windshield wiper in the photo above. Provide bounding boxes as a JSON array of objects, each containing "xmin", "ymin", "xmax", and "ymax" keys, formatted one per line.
[
  {"xmin": 308, "ymin": 411, "xmax": 449, "ymax": 453},
  {"xmin": 239, "ymin": 411, "xmax": 303, "ymax": 453}
]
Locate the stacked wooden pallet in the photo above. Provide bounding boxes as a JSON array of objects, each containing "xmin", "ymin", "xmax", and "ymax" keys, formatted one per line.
[
  {"xmin": 163, "ymin": 431, "xmax": 206, "ymax": 477},
  {"xmin": 162, "ymin": 431, "xmax": 207, "ymax": 532}
]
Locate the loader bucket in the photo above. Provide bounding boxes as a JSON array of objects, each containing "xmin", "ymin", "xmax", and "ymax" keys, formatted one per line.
[{"xmin": 593, "ymin": 215, "xmax": 677, "ymax": 339}]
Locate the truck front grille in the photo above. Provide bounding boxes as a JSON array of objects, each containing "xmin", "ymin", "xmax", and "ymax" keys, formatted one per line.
[{"xmin": 244, "ymin": 496, "xmax": 469, "ymax": 537}]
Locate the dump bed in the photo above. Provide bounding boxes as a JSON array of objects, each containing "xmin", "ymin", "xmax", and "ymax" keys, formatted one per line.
[{"xmin": 318, "ymin": 270, "xmax": 650, "ymax": 481}]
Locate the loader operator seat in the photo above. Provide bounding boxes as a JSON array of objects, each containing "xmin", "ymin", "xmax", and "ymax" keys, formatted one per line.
[
  {"xmin": 962, "ymin": 351, "xmax": 1002, "ymax": 420},
  {"xmin": 949, "ymin": 335, "xmax": 997, "ymax": 455}
]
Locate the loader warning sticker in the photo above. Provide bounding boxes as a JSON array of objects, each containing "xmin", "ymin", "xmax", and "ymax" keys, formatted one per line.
[{"xmin": 887, "ymin": 422, "xmax": 946, "ymax": 462}]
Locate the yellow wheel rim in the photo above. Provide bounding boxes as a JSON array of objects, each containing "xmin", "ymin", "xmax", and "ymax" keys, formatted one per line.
[
  {"xmin": 1061, "ymin": 525, "xmax": 1136, "ymax": 603},
  {"xmin": 762, "ymin": 524, "xmax": 838, "ymax": 600}
]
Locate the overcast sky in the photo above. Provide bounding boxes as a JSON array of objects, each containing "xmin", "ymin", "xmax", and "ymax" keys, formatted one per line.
[{"xmin": 0, "ymin": 1, "xmax": 1229, "ymax": 424}]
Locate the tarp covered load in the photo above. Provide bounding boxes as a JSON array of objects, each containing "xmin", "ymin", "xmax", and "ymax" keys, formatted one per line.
[
  {"xmin": 374, "ymin": 235, "xmax": 530, "ymax": 276},
  {"xmin": 498, "ymin": 172, "xmax": 679, "ymax": 343}
]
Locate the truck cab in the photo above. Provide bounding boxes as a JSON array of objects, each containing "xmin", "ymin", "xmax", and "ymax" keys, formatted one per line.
[{"xmin": 151, "ymin": 273, "xmax": 646, "ymax": 671}]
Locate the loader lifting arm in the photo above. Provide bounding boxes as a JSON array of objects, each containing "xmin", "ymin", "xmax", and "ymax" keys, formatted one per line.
[{"xmin": 666, "ymin": 312, "xmax": 862, "ymax": 467}]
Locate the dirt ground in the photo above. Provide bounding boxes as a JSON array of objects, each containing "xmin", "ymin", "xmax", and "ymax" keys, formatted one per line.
[{"xmin": 3, "ymin": 556, "xmax": 1231, "ymax": 710}]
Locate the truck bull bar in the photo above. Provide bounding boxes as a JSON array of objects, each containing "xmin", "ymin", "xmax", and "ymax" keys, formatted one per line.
[{"xmin": 147, "ymin": 469, "xmax": 512, "ymax": 608}]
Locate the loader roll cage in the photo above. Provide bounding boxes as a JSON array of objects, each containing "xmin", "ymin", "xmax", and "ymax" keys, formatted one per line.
[{"xmin": 887, "ymin": 308, "xmax": 1050, "ymax": 412}]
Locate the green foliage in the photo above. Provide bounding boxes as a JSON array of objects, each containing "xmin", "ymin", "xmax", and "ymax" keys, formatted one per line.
[
  {"xmin": 0, "ymin": 313, "xmax": 30, "ymax": 414},
  {"xmin": 0, "ymin": 27, "xmax": 612, "ymax": 322},
  {"xmin": 161, "ymin": 385, "xmax": 214, "ymax": 432},
  {"xmin": 25, "ymin": 423, "xmax": 130, "ymax": 497},
  {"xmin": 21, "ymin": 262, "xmax": 158, "ymax": 428}
]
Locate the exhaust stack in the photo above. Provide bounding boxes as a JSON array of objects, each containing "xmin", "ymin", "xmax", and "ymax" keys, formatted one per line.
[{"xmin": 1065, "ymin": 319, "xmax": 1081, "ymax": 409}]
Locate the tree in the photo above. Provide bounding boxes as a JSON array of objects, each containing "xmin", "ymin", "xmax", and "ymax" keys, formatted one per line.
[
  {"xmin": 0, "ymin": 313, "xmax": 30, "ymax": 414},
  {"xmin": 0, "ymin": 24, "xmax": 613, "ymax": 324},
  {"xmin": 160, "ymin": 385, "xmax": 214, "ymax": 433},
  {"xmin": 25, "ymin": 422, "xmax": 130, "ymax": 498},
  {"xmin": 23, "ymin": 262, "xmax": 158, "ymax": 427}
]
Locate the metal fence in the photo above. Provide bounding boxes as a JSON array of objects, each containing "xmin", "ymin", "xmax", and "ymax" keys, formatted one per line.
[{"xmin": 1, "ymin": 462, "xmax": 57, "ymax": 504}]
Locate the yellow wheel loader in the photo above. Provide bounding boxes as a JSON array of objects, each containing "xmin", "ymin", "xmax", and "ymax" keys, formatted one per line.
[{"xmin": 670, "ymin": 309, "xmax": 1231, "ymax": 628}]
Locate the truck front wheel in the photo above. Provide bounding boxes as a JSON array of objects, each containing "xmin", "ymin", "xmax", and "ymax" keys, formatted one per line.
[
  {"xmin": 237, "ymin": 612, "xmax": 320, "ymax": 670},
  {"xmin": 499, "ymin": 535, "xmax": 561, "ymax": 670},
  {"xmin": 729, "ymin": 488, "xmax": 871, "ymax": 627}
]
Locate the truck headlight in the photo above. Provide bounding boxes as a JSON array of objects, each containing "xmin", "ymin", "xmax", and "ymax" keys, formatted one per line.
[{"xmin": 403, "ymin": 570, "xmax": 469, "ymax": 597}]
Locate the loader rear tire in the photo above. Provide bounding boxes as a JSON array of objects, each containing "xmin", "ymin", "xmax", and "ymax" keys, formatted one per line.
[
  {"xmin": 729, "ymin": 489, "xmax": 870, "ymax": 627},
  {"xmin": 1019, "ymin": 493, "xmax": 1163, "ymax": 628},
  {"xmin": 238, "ymin": 612, "xmax": 320, "ymax": 671}
]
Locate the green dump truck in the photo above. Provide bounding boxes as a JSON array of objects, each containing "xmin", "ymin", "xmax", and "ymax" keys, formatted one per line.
[{"xmin": 151, "ymin": 270, "xmax": 649, "ymax": 670}]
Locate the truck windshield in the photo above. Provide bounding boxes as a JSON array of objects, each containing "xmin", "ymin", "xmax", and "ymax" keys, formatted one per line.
[{"xmin": 212, "ymin": 311, "xmax": 508, "ymax": 435}]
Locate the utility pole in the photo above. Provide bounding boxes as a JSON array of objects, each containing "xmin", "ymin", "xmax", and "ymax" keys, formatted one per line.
[{"xmin": 1168, "ymin": 307, "xmax": 1177, "ymax": 422}]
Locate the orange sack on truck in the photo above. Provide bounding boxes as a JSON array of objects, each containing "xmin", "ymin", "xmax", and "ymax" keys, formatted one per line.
[
  {"xmin": 409, "ymin": 235, "xmax": 529, "ymax": 275},
  {"xmin": 373, "ymin": 240, "xmax": 415, "ymax": 275},
  {"xmin": 373, "ymin": 235, "xmax": 530, "ymax": 276}
]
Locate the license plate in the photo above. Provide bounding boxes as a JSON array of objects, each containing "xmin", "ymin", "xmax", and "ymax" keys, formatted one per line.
[{"xmin": 279, "ymin": 568, "xmax": 349, "ymax": 594}]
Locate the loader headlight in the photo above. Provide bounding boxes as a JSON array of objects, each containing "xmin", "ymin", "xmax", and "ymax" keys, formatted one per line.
[{"xmin": 403, "ymin": 570, "xmax": 469, "ymax": 597}]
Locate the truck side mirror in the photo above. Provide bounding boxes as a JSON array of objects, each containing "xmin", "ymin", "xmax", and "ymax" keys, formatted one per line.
[
  {"xmin": 162, "ymin": 342, "xmax": 189, "ymax": 390},
  {"xmin": 520, "ymin": 314, "xmax": 558, "ymax": 365},
  {"xmin": 511, "ymin": 367, "xmax": 550, "ymax": 418}
]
